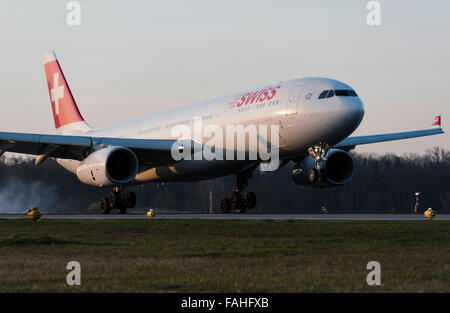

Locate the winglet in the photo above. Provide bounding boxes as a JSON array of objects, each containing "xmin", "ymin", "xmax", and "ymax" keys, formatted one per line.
[{"xmin": 430, "ymin": 115, "xmax": 441, "ymax": 129}]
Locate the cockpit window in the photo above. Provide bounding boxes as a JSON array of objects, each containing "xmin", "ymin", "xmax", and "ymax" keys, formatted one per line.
[
  {"xmin": 335, "ymin": 89, "xmax": 358, "ymax": 97},
  {"xmin": 335, "ymin": 90, "xmax": 349, "ymax": 96},
  {"xmin": 318, "ymin": 89, "xmax": 358, "ymax": 99},
  {"xmin": 318, "ymin": 89, "xmax": 335, "ymax": 99},
  {"xmin": 318, "ymin": 90, "xmax": 328, "ymax": 99}
]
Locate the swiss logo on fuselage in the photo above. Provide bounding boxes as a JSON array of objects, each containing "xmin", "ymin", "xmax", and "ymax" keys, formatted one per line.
[{"xmin": 228, "ymin": 85, "xmax": 281, "ymax": 109}]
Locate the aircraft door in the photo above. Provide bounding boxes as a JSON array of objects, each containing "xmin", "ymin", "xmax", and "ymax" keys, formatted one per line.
[{"xmin": 286, "ymin": 85, "xmax": 305, "ymax": 115}]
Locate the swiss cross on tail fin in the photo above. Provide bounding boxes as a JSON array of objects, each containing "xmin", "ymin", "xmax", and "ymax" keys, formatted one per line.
[
  {"xmin": 43, "ymin": 51, "xmax": 91, "ymax": 134},
  {"xmin": 430, "ymin": 115, "xmax": 441, "ymax": 129},
  {"xmin": 50, "ymin": 73, "xmax": 64, "ymax": 115}
]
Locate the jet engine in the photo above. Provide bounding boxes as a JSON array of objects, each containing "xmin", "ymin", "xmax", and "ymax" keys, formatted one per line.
[
  {"xmin": 291, "ymin": 149, "xmax": 354, "ymax": 188},
  {"xmin": 76, "ymin": 146, "xmax": 138, "ymax": 187}
]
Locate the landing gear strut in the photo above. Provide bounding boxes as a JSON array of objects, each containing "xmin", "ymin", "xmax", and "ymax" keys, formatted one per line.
[
  {"xmin": 220, "ymin": 169, "xmax": 257, "ymax": 214},
  {"xmin": 101, "ymin": 186, "xmax": 136, "ymax": 214}
]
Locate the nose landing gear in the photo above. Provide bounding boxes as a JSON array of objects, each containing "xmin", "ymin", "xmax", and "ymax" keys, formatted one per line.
[
  {"xmin": 101, "ymin": 186, "xmax": 136, "ymax": 214},
  {"xmin": 308, "ymin": 142, "xmax": 330, "ymax": 183}
]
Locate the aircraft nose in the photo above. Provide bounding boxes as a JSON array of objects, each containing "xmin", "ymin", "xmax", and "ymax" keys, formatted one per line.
[
  {"xmin": 343, "ymin": 97, "xmax": 364, "ymax": 128},
  {"xmin": 331, "ymin": 96, "xmax": 365, "ymax": 137}
]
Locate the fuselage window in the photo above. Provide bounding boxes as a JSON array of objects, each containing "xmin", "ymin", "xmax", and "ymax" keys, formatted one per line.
[{"xmin": 326, "ymin": 90, "xmax": 335, "ymax": 98}]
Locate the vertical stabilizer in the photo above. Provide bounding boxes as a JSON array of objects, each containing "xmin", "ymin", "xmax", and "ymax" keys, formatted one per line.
[{"xmin": 43, "ymin": 51, "xmax": 91, "ymax": 134}]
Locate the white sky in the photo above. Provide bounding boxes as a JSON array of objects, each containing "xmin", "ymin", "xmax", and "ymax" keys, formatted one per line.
[{"xmin": 0, "ymin": 0, "xmax": 448, "ymax": 154}]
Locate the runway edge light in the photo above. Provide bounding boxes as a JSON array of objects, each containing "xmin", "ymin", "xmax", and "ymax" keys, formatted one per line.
[
  {"xmin": 424, "ymin": 208, "xmax": 436, "ymax": 220},
  {"xmin": 27, "ymin": 207, "xmax": 42, "ymax": 240}
]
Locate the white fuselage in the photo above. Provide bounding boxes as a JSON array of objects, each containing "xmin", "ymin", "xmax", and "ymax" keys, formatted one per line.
[{"xmin": 57, "ymin": 77, "xmax": 364, "ymax": 183}]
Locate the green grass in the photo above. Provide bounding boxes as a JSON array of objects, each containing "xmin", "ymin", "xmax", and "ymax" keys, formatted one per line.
[{"xmin": 0, "ymin": 218, "xmax": 448, "ymax": 292}]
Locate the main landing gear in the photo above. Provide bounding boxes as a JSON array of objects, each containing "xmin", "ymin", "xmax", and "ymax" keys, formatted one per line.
[
  {"xmin": 220, "ymin": 171, "xmax": 257, "ymax": 214},
  {"xmin": 101, "ymin": 186, "xmax": 136, "ymax": 214}
]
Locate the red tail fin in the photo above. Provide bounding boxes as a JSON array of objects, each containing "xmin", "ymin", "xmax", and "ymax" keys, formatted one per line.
[{"xmin": 43, "ymin": 52, "xmax": 90, "ymax": 133}]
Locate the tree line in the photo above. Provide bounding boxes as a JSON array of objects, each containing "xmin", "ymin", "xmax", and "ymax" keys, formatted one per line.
[{"xmin": 0, "ymin": 147, "xmax": 448, "ymax": 214}]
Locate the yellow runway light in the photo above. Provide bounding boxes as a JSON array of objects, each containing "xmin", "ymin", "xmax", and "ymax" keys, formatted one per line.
[
  {"xmin": 27, "ymin": 207, "xmax": 41, "ymax": 221},
  {"xmin": 424, "ymin": 208, "xmax": 436, "ymax": 219},
  {"xmin": 147, "ymin": 209, "xmax": 156, "ymax": 218},
  {"xmin": 27, "ymin": 207, "xmax": 42, "ymax": 240}
]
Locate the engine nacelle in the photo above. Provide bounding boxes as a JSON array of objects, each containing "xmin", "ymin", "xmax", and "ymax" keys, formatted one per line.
[
  {"xmin": 76, "ymin": 146, "xmax": 138, "ymax": 187},
  {"xmin": 291, "ymin": 149, "xmax": 354, "ymax": 188}
]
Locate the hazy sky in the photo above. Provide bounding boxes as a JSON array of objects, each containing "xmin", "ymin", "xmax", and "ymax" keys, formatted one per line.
[{"xmin": 0, "ymin": 0, "xmax": 448, "ymax": 154}]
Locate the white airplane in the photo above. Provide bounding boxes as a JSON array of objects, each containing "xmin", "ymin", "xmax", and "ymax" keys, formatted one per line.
[{"xmin": 0, "ymin": 52, "xmax": 444, "ymax": 214}]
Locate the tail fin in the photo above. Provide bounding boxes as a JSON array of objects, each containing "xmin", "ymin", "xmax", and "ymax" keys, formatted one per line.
[{"xmin": 43, "ymin": 51, "xmax": 91, "ymax": 134}]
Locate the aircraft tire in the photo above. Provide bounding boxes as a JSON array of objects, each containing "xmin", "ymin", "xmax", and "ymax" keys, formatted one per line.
[
  {"xmin": 220, "ymin": 198, "xmax": 231, "ymax": 213},
  {"xmin": 230, "ymin": 192, "xmax": 242, "ymax": 211},
  {"xmin": 117, "ymin": 203, "xmax": 127, "ymax": 214},
  {"xmin": 109, "ymin": 190, "xmax": 120, "ymax": 208},
  {"xmin": 308, "ymin": 168, "xmax": 319, "ymax": 183},
  {"xmin": 101, "ymin": 197, "xmax": 111, "ymax": 214},
  {"xmin": 126, "ymin": 191, "xmax": 136, "ymax": 208},
  {"xmin": 246, "ymin": 192, "xmax": 256, "ymax": 209}
]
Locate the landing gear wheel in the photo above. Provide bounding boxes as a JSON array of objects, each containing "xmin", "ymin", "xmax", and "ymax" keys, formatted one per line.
[
  {"xmin": 230, "ymin": 192, "xmax": 242, "ymax": 211},
  {"xmin": 125, "ymin": 191, "xmax": 136, "ymax": 208},
  {"xmin": 102, "ymin": 188, "xmax": 136, "ymax": 214},
  {"xmin": 246, "ymin": 192, "xmax": 256, "ymax": 209},
  {"xmin": 220, "ymin": 198, "xmax": 231, "ymax": 213},
  {"xmin": 308, "ymin": 168, "xmax": 319, "ymax": 183},
  {"xmin": 219, "ymin": 167, "xmax": 259, "ymax": 214},
  {"xmin": 231, "ymin": 191, "xmax": 247, "ymax": 213},
  {"xmin": 101, "ymin": 198, "xmax": 111, "ymax": 214},
  {"xmin": 109, "ymin": 190, "xmax": 121, "ymax": 208},
  {"xmin": 117, "ymin": 204, "xmax": 127, "ymax": 214}
]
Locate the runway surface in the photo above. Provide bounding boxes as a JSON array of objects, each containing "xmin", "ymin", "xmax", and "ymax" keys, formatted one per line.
[{"xmin": 1, "ymin": 213, "xmax": 449, "ymax": 220}]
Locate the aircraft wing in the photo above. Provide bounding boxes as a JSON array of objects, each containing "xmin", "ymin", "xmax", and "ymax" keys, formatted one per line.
[
  {"xmin": 0, "ymin": 132, "xmax": 178, "ymax": 166},
  {"xmin": 334, "ymin": 115, "xmax": 444, "ymax": 150}
]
